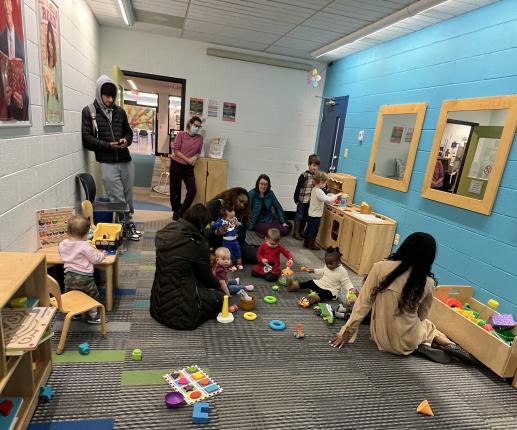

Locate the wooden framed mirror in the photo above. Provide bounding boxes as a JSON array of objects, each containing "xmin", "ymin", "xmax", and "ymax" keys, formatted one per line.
[
  {"xmin": 421, "ymin": 95, "xmax": 517, "ymax": 215},
  {"xmin": 366, "ymin": 103, "xmax": 427, "ymax": 192}
]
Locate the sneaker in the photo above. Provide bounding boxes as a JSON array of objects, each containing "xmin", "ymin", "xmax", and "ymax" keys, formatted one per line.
[
  {"xmin": 442, "ymin": 343, "xmax": 479, "ymax": 365},
  {"xmin": 234, "ymin": 277, "xmax": 240, "ymax": 286},
  {"xmin": 86, "ymin": 312, "xmax": 102, "ymax": 324},
  {"xmin": 127, "ymin": 222, "xmax": 142, "ymax": 236},
  {"xmin": 237, "ymin": 265, "xmax": 244, "ymax": 270},
  {"xmin": 244, "ymin": 285, "xmax": 254, "ymax": 292}
]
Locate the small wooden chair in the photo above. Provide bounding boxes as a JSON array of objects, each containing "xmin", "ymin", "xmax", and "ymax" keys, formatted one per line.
[
  {"xmin": 81, "ymin": 200, "xmax": 95, "ymax": 228},
  {"xmin": 47, "ymin": 275, "xmax": 107, "ymax": 354}
]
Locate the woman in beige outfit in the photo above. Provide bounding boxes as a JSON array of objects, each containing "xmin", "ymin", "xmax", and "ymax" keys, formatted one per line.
[{"xmin": 330, "ymin": 233, "xmax": 476, "ymax": 364}]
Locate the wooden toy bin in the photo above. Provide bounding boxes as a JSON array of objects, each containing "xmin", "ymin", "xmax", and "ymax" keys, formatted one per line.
[{"xmin": 428, "ymin": 286, "xmax": 517, "ymax": 388}]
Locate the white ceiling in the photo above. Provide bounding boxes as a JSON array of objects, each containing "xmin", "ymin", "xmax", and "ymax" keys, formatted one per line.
[{"xmin": 86, "ymin": 0, "xmax": 498, "ymax": 62}]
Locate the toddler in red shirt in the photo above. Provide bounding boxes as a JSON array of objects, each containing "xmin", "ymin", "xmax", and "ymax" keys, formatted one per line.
[{"xmin": 251, "ymin": 228, "xmax": 293, "ymax": 282}]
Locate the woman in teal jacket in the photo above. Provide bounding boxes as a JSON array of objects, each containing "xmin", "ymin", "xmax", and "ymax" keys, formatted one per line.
[{"xmin": 248, "ymin": 174, "xmax": 292, "ymax": 238}]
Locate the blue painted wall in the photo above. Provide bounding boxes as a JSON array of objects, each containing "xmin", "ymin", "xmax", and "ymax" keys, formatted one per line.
[{"xmin": 323, "ymin": 0, "xmax": 517, "ymax": 314}]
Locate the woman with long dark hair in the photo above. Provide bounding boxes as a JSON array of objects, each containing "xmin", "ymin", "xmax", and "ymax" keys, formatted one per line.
[
  {"xmin": 330, "ymin": 232, "xmax": 476, "ymax": 364},
  {"xmin": 43, "ymin": 21, "xmax": 61, "ymax": 123},
  {"xmin": 248, "ymin": 174, "xmax": 291, "ymax": 238},
  {"xmin": 206, "ymin": 187, "xmax": 257, "ymax": 263}
]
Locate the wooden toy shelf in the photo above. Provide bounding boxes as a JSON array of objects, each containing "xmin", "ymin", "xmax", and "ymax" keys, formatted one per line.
[
  {"xmin": 316, "ymin": 204, "xmax": 397, "ymax": 275},
  {"xmin": 429, "ymin": 286, "xmax": 517, "ymax": 388},
  {"xmin": 0, "ymin": 253, "xmax": 53, "ymax": 430}
]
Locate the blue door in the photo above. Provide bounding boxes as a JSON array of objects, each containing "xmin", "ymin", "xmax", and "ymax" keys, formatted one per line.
[{"xmin": 316, "ymin": 96, "xmax": 349, "ymax": 172}]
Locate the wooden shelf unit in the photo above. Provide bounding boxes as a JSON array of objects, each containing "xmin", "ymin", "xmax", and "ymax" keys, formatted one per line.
[
  {"xmin": 327, "ymin": 173, "xmax": 356, "ymax": 204},
  {"xmin": 0, "ymin": 253, "xmax": 52, "ymax": 430},
  {"xmin": 192, "ymin": 158, "xmax": 228, "ymax": 205},
  {"xmin": 316, "ymin": 204, "xmax": 397, "ymax": 275}
]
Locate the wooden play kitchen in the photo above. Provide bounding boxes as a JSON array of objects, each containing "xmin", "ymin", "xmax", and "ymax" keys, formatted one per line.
[
  {"xmin": 316, "ymin": 203, "xmax": 397, "ymax": 275},
  {"xmin": 0, "ymin": 253, "xmax": 55, "ymax": 429},
  {"xmin": 429, "ymin": 286, "xmax": 517, "ymax": 388}
]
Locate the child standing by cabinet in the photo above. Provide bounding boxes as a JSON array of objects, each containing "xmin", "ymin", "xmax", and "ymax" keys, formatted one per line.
[
  {"xmin": 293, "ymin": 154, "xmax": 320, "ymax": 240},
  {"xmin": 58, "ymin": 215, "xmax": 105, "ymax": 323},
  {"xmin": 304, "ymin": 171, "xmax": 341, "ymax": 250}
]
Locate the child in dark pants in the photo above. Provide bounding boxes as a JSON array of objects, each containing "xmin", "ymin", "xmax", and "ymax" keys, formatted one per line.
[
  {"xmin": 299, "ymin": 247, "xmax": 354, "ymax": 304},
  {"xmin": 304, "ymin": 171, "xmax": 341, "ymax": 250},
  {"xmin": 251, "ymin": 228, "xmax": 293, "ymax": 282},
  {"xmin": 293, "ymin": 154, "xmax": 320, "ymax": 240}
]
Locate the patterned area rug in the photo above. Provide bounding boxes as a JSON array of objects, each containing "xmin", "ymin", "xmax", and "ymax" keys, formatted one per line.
[{"xmin": 30, "ymin": 221, "xmax": 517, "ymax": 429}]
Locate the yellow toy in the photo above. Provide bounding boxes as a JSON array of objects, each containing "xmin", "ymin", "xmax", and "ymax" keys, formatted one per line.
[
  {"xmin": 487, "ymin": 299, "xmax": 499, "ymax": 310},
  {"xmin": 216, "ymin": 296, "xmax": 234, "ymax": 324},
  {"xmin": 416, "ymin": 399, "xmax": 434, "ymax": 416}
]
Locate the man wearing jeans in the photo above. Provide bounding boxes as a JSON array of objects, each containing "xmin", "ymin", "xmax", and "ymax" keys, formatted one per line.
[{"xmin": 81, "ymin": 75, "xmax": 140, "ymax": 240}]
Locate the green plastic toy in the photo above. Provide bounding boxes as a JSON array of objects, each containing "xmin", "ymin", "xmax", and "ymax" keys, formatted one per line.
[
  {"xmin": 313, "ymin": 303, "xmax": 334, "ymax": 324},
  {"xmin": 132, "ymin": 348, "xmax": 143, "ymax": 361}
]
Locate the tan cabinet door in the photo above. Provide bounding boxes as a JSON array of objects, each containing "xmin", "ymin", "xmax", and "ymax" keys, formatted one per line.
[
  {"xmin": 316, "ymin": 205, "xmax": 331, "ymax": 248},
  {"xmin": 339, "ymin": 216, "xmax": 353, "ymax": 262},
  {"xmin": 192, "ymin": 159, "xmax": 208, "ymax": 205},
  {"xmin": 206, "ymin": 160, "xmax": 228, "ymax": 203},
  {"xmin": 348, "ymin": 221, "xmax": 366, "ymax": 270}
]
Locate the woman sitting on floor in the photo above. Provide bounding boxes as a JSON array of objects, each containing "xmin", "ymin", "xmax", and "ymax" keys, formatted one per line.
[
  {"xmin": 248, "ymin": 174, "xmax": 292, "ymax": 238},
  {"xmin": 150, "ymin": 204, "xmax": 223, "ymax": 330},
  {"xmin": 330, "ymin": 232, "xmax": 477, "ymax": 364},
  {"xmin": 206, "ymin": 187, "xmax": 257, "ymax": 264}
]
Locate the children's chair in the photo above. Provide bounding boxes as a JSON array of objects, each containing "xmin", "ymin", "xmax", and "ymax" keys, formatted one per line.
[
  {"xmin": 81, "ymin": 200, "xmax": 95, "ymax": 228},
  {"xmin": 47, "ymin": 275, "xmax": 107, "ymax": 354},
  {"xmin": 158, "ymin": 156, "xmax": 170, "ymax": 188}
]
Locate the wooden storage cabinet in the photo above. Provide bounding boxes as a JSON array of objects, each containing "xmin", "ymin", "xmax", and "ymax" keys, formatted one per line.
[
  {"xmin": 192, "ymin": 158, "xmax": 228, "ymax": 205},
  {"xmin": 0, "ymin": 253, "xmax": 53, "ymax": 430},
  {"xmin": 316, "ymin": 204, "xmax": 396, "ymax": 275},
  {"xmin": 327, "ymin": 173, "xmax": 357, "ymax": 204},
  {"xmin": 429, "ymin": 286, "xmax": 517, "ymax": 388}
]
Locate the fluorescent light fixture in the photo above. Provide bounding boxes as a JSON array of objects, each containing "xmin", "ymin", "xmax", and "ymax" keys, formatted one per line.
[
  {"xmin": 127, "ymin": 79, "xmax": 137, "ymax": 90},
  {"xmin": 117, "ymin": 0, "xmax": 135, "ymax": 26},
  {"xmin": 207, "ymin": 48, "xmax": 312, "ymax": 71},
  {"xmin": 313, "ymin": 0, "xmax": 451, "ymax": 59}
]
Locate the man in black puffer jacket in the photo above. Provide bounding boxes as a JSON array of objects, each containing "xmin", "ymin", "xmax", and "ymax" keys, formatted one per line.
[{"xmin": 81, "ymin": 75, "xmax": 138, "ymax": 238}]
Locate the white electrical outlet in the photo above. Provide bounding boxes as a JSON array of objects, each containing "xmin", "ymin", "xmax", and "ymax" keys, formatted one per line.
[
  {"xmin": 394, "ymin": 234, "xmax": 400, "ymax": 246},
  {"xmin": 358, "ymin": 130, "xmax": 364, "ymax": 142},
  {"xmin": 343, "ymin": 148, "xmax": 348, "ymax": 158}
]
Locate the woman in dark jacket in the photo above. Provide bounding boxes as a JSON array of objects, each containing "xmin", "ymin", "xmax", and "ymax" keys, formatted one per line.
[
  {"xmin": 150, "ymin": 204, "xmax": 223, "ymax": 330},
  {"xmin": 206, "ymin": 187, "xmax": 257, "ymax": 263},
  {"xmin": 248, "ymin": 174, "xmax": 292, "ymax": 238}
]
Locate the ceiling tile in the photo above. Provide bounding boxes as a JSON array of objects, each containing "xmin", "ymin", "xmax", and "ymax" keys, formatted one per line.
[
  {"xmin": 265, "ymin": 45, "xmax": 315, "ymax": 60},
  {"xmin": 133, "ymin": 0, "xmax": 189, "ymax": 17},
  {"xmin": 287, "ymin": 26, "xmax": 344, "ymax": 44},
  {"xmin": 184, "ymin": 19, "xmax": 280, "ymax": 44},
  {"xmin": 271, "ymin": 37, "xmax": 323, "ymax": 51},
  {"xmin": 303, "ymin": 11, "xmax": 369, "ymax": 31},
  {"xmin": 182, "ymin": 30, "xmax": 270, "ymax": 51}
]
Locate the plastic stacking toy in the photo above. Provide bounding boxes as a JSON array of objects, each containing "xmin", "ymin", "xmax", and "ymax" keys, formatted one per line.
[
  {"xmin": 192, "ymin": 401, "xmax": 210, "ymax": 424},
  {"xmin": 263, "ymin": 295, "xmax": 277, "ymax": 304},
  {"xmin": 217, "ymin": 295, "xmax": 234, "ymax": 323},
  {"xmin": 132, "ymin": 348, "xmax": 143, "ymax": 361},
  {"xmin": 272, "ymin": 285, "xmax": 280, "ymax": 292},
  {"xmin": 293, "ymin": 323, "xmax": 304, "ymax": 339},
  {"xmin": 416, "ymin": 400, "xmax": 434, "ymax": 416},
  {"xmin": 268, "ymin": 320, "xmax": 286, "ymax": 331},
  {"xmin": 39, "ymin": 386, "xmax": 54, "ymax": 402},
  {"xmin": 487, "ymin": 299, "xmax": 499, "ymax": 310},
  {"xmin": 165, "ymin": 392, "xmax": 185, "ymax": 408},
  {"xmin": 78, "ymin": 342, "xmax": 90, "ymax": 355},
  {"xmin": 243, "ymin": 312, "xmax": 257, "ymax": 321}
]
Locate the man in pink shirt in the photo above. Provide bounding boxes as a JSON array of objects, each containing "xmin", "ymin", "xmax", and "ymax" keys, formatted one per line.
[{"xmin": 170, "ymin": 116, "xmax": 204, "ymax": 220}]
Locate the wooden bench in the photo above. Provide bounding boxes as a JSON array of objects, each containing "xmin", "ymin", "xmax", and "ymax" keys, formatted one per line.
[{"xmin": 37, "ymin": 246, "xmax": 119, "ymax": 311}]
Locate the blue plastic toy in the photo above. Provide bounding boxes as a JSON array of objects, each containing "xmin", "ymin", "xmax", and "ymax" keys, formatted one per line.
[
  {"xmin": 39, "ymin": 385, "xmax": 54, "ymax": 402},
  {"xmin": 78, "ymin": 342, "xmax": 90, "ymax": 355},
  {"xmin": 192, "ymin": 401, "xmax": 210, "ymax": 424},
  {"xmin": 268, "ymin": 320, "xmax": 286, "ymax": 331}
]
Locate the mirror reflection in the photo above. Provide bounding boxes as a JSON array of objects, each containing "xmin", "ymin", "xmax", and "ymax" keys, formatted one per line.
[
  {"xmin": 372, "ymin": 113, "xmax": 417, "ymax": 181},
  {"xmin": 431, "ymin": 109, "xmax": 508, "ymax": 200}
]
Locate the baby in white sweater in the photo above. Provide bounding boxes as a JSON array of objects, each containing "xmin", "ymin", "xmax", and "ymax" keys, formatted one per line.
[{"xmin": 300, "ymin": 247, "xmax": 354, "ymax": 304}]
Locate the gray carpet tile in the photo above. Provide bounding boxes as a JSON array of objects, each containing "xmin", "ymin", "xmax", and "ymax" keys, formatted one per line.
[{"xmin": 32, "ymin": 220, "xmax": 517, "ymax": 429}]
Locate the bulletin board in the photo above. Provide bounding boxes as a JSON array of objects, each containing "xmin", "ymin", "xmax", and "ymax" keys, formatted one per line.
[{"xmin": 37, "ymin": 207, "xmax": 74, "ymax": 248}]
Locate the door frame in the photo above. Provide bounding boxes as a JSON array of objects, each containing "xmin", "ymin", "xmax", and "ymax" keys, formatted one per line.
[{"xmin": 122, "ymin": 70, "xmax": 187, "ymax": 156}]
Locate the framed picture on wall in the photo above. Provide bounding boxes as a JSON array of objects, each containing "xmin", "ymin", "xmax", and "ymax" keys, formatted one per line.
[
  {"xmin": 38, "ymin": 0, "xmax": 63, "ymax": 126},
  {"xmin": 0, "ymin": 0, "xmax": 31, "ymax": 127}
]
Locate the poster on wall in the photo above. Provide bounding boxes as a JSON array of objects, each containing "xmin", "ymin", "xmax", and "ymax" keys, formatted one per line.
[
  {"xmin": 125, "ymin": 104, "xmax": 155, "ymax": 130},
  {"xmin": 37, "ymin": 207, "xmax": 74, "ymax": 248},
  {"xmin": 389, "ymin": 126, "xmax": 404, "ymax": 144},
  {"xmin": 222, "ymin": 102, "xmax": 236, "ymax": 122},
  {"xmin": 208, "ymin": 99, "xmax": 218, "ymax": 118},
  {"xmin": 404, "ymin": 127, "xmax": 414, "ymax": 143},
  {"xmin": 0, "ymin": 0, "xmax": 31, "ymax": 126},
  {"xmin": 38, "ymin": 0, "xmax": 63, "ymax": 126},
  {"xmin": 189, "ymin": 97, "xmax": 204, "ymax": 116},
  {"xmin": 468, "ymin": 137, "xmax": 499, "ymax": 181}
]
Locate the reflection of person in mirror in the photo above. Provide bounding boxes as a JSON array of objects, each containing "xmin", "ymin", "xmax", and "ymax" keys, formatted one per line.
[
  {"xmin": 431, "ymin": 159, "xmax": 444, "ymax": 189},
  {"xmin": 0, "ymin": 0, "xmax": 29, "ymax": 121}
]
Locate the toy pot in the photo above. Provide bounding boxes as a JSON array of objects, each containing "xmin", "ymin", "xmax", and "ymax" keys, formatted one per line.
[
  {"xmin": 239, "ymin": 293, "xmax": 256, "ymax": 311},
  {"xmin": 278, "ymin": 267, "xmax": 294, "ymax": 286}
]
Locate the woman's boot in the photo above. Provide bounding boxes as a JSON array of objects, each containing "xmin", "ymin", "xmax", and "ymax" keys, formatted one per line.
[{"xmin": 293, "ymin": 221, "xmax": 303, "ymax": 240}]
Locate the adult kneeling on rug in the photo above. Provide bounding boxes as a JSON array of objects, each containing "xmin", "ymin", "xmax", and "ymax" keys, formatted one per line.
[{"xmin": 150, "ymin": 204, "xmax": 224, "ymax": 330}]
